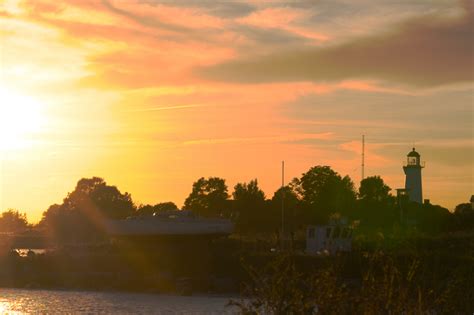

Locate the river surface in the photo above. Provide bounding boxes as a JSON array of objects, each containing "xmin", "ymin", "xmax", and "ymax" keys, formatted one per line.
[{"xmin": 0, "ymin": 288, "xmax": 239, "ymax": 314}]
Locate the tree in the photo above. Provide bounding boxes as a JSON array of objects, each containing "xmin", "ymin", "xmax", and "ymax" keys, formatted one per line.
[
  {"xmin": 453, "ymin": 203, "xmax": 473, "ymax": 230},
  {"xmin": 39, "ymin": 203, "xmax": 92, "ymax": 243},
  {"xmin": 136, "ymin": 202, "xmax": 179, "ymax": 216},
  {"xmin": 293, "ymin": 166, "xmax": 356, "ymax": 223},
  {"xmin": 405, "ymin": 202, "xmax": 452, "ymax": 234},
  {"xmin": 356, "ymin": 176, "xmax": 397, "ymax": 230},
  {"xmin": 0, "ymin": 209, "xmax": 28, "ymax": 233},
  {"xmin": 183, "ymin": 177, "xmax": 229, "ymax": 217},
  {"xmin": 232, "ymin": 179, "xmax": 267, "ymax": 233},
  {"xmin": 40, "ymin": 177, "xmax": 136, "ymax": 243},
  {"xmin": 359, "ymin": 176, "xmax": 392, "ymax": 203},
  {"xmin": 233, "ymin": 179, "xmax": 266, "ymax": 203},
  {"xmin": 66, "ymin": 177, "xmax": 135, "ymax": 220},
  {"xmin": 270, "ymin": 186, "xmax": 302, "ymax": 234}
]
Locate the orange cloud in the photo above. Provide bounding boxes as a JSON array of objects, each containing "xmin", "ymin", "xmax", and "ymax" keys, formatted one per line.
[
  {"xmin": 106, "ymin": 1, "xmax": 226, "ymax": 29},
  {"xmin": 200, "ymin": 3, "xmax": 474, "ymax": 87},
  {"xmin": 237, "ymin": 7, "xmax": 329, "ymax": 42}
]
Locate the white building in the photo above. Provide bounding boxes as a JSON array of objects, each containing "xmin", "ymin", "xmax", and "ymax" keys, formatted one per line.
[{"xmin": 306, "ymin": 221, "xmax": 353, "ymax": 255}]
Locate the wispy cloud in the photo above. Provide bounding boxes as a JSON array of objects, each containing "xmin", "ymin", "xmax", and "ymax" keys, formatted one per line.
[
  {"xmin": 182, "ymin": 132, "xmax": 334, "ymax": 146},
  {"xmin": 236, "ymin": 7, "xmax": 328, "ymax": 42},
  {"xmin": 125, "ymin": 104, "xmax": 209, "ymax": 112},
  {"xmin": 199, "ymin": 2, "xmax": 474, "ymax": 87}
]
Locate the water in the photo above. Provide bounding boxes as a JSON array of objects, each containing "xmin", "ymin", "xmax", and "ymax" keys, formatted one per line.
[
  {"xmin": 14, "ymin": 249, "xmax": 47, "ymax": 257},
  {"xmin": 0, "ymin": 288, "xmax": 239, "ymax": 314}
]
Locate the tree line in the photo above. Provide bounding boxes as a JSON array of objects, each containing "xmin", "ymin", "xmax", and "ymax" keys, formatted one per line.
[{"xmin": 1, "ymin": 165, "xmax": 472, "ymax": 242}]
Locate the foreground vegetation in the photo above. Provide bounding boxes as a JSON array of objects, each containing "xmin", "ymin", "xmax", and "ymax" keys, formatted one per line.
[{"xmin": 231, "ymin": 249, "xmax": 473, "ymax": 314}]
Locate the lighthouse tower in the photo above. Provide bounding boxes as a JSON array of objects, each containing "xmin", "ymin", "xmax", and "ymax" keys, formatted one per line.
[{"xmin": 403, "ymin": 148, "xmax": 424, "ymax": 203}]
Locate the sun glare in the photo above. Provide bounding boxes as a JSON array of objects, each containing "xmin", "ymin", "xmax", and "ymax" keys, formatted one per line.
[{"xmin": 0, "ymin": 87, "xmax": 45, "ymax": 150}]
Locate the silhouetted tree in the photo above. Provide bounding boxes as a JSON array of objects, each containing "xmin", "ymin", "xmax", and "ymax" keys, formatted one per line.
[
  {"xmin": 66, "ymin": 177, "xmax": 135, "ymax": 220},
  {"xmin": 40, "ymin": 203, "xmax": 92, "ymax": 243},
  {"xmin": 453, "ymin": 202, "xmax": 473, "ymax": 230},
  {"xmin": 183, "ymin": 177, "xmax": 229, "ymax": 217},
  {"xmin": 0, "ymin": 209, "xmax": 28, "ymax": 233},
  {"xmin": 356, "ymin": 176, "xmax": 397, "ymax": 229},
  {"xmin": 405, "ymin": 202, "xmax": 452, "ymax": 234},
  {"xmin": 135, "ymin": 204, "xmax": 154, "ymax": 217},
  {"xmin": 359, "ymin": 176, "xmax": 392, "ymax": 203},
  {"xmin": 136, "ymin": 202, "xmax": 179, "ymax": 216},
  {"xmin": 232, "ymin": 179, "xmax": 267, "ymax": 233},
  {"xmin": 292, "ymin": 166, "xmax": 356, "ymax": 223},
  {"xmin": 270, "ymin": 186, "xmax": 302, "ymax": 234},
  {"xmin": 233, "ymin": 179, "xmax": 266, "ymax": 202},
  {"xmin": 40, "ymin": 177, "xmax": 136, "ymax": 243}
]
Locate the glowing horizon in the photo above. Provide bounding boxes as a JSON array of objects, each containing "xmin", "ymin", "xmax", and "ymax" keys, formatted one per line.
[{"xmin": 0, "ymin": 0, "xmax": 472, "ymax": 223}]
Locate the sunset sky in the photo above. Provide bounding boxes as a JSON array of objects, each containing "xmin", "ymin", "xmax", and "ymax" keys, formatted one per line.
[{"xmin": 0, "ymin": 0, "xmax": 473, "ymax": 222}]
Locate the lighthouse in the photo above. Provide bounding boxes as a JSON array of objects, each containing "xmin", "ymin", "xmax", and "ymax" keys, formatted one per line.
[{"xmin": 403, "ymin": 148, "xmax": 424, "ymax": 203}]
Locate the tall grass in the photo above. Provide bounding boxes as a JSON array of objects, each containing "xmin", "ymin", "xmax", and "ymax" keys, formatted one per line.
[{"xmin": 229, "ymin": 251, "xmax": 473, "ymax": 314}]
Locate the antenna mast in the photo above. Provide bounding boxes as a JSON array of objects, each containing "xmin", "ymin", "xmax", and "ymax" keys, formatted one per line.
[
  {"xmin": 361, "ymin": 135, "xmax": 365, "ymax": 182},
  {"xmin": 281, "ymin": 161, "xmax": 285, "ymax": 243}
]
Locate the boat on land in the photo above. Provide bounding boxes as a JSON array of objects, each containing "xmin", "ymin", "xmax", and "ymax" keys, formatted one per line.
[{"xmin": 105, "ymin": 210, "xmax": 234, "ymax": 237}]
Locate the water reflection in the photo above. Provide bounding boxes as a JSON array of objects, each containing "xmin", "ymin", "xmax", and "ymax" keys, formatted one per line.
[
  {"xmin": 14, "ymin": 249, "xmax": 47, "ymax": 257},
  {"xmin": 0, "ymin": 288, "xmax": 237, "ymax": 314}
]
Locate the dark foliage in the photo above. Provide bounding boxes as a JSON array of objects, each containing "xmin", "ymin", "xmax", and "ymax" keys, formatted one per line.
[
  {"xmin": 0, "ymin": 210, "xmax": 28, "ymax": 233},
  {"xmin": 270, "ymin": 185, "xmax": 302, "ymax": 235},
  {"xmin": 232, "ymin": 179, "xmax": 267, "ymax": 233},
  {"xmin": 183, "ymin": 177, "xmax": 229, "ymax": 217},
  {"xmin": 453, "ymin": 202, "xmax": 474, "ymax": 230},
  {"xmin": 292, "ymin": 166, "xmax": 356, "ymax": 224},
  {"xmin": 136, "ymin": 202, "xmax": 179, "ymax": 216},
  {"xmin": 39, "ymin": 177, "xmax": 136, "ymax": 243},
  {"xmin": 355, "ymin": 176, "xmax": 397, "ymax": 230}
]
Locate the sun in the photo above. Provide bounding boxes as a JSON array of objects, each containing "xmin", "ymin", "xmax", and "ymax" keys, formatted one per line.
[{"xmin": 0, "ymin": 87, "xmax": 45, "ymax": 150}]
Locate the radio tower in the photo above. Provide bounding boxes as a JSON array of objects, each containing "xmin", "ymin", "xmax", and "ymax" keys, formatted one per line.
[{"xmin": 361, "ymin": 135, "xmax": 365, "ymax": 182}]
